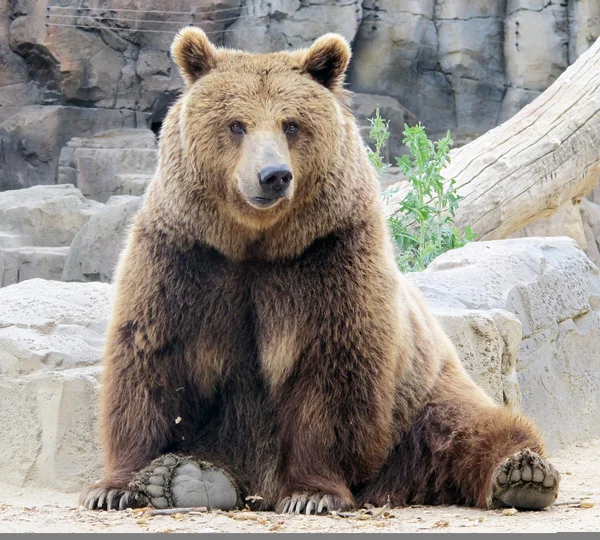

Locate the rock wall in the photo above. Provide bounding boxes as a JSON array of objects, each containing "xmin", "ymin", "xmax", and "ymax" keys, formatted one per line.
[
  {"xmin": 2, "ymin": 0, "xmax": 599, "ymax": 190},
  {"xmin": 347, "ymin": 0, "xmax": 600, "ymax": 143}
]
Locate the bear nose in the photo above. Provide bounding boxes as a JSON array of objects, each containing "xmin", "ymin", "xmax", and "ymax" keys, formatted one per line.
[{"xmin": 258, "ymin": 164, "xmax": 293, "ymax": 198}]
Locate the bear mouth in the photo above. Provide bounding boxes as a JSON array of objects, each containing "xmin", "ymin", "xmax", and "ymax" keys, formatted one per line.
[{"xmin": 249, "ymin": 196, "xmax": 285, "ymax": 209}]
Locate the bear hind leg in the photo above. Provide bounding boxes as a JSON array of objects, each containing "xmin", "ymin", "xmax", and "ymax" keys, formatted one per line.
[
  {"xmin": 128, "ymin": 454, "xmax": 240, "ymax": 510},
  {"xmin": 356, "ymin": 396, "xmax": 559, "ymax": 510}
]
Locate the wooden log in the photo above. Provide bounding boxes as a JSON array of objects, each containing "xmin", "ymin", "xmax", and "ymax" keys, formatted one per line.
[{"xmin": 385, "ymin": 37, "xmax": 600, "ymax": 241}]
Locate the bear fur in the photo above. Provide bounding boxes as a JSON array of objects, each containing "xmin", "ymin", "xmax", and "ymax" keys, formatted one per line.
[{"xmin": 81, "ymin": 28, "xmax": 559, "ymax": 513}]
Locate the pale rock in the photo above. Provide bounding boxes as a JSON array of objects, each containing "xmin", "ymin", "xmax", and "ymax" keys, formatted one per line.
[
  {"xmin": 511, "ymin": 200, "xmax": 600, "ymax": 270},
  {"xmin": 0, "ymin": 279, "xmax": 112, "ymax": 492},
  {"xmin": 580, "ymin": 199, "xmax": 600, "ymax": 268},
  {"xmin": 510, "ymin": 201, "xmax": 588, "ymax": 250},
  {"xmin": 1, "ymin": 238, "xmax": 599, "ymax": 493},
  {"xmin": 114, "ymin": 174, "xmax": 153, "ymax": 197},
  {"xmin": 432, "ymin": 308, "xmax": 522, "ymax": 405},
  {"xmin": 0, "ymin": 184, "xmax": 103, "ymax": 247},
  {"xmin": 406, "ymin": 237, "xmax": 600, "ymax": 451},
  {"xmin": 58, "ymin": 129, "xmax": 157, "ymax": 203},
  {"xmin": 589, "ymin": 183, "xmax": 600, "ymax": 204},
  {"xmin": 0, "ymin": 246, "xmax": 70, "ymax": 287},
  {"xmin": 0, "ymin": 106, "xmax": 145, "ymax": 191},
  {"xmin": 62, "ymin": 195, "xmax": 142, "ymax": 283},
  {"xmin": 504, "ymin": 1, "xmax": 569, "ymax": 92},
  {"xmin": 568, "ymin": 0, "xmax": 600, "ymax": 61},
  {"xmin": 0, "ymin": 232, "xmax": 32, "ymax": 249}
]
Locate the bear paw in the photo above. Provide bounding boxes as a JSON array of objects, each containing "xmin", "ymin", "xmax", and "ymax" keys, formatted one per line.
[
  {"xmin": 81, "ymin": 485, "xmax": 148, "ymax": 511},
  {"xmin": 129, "ymin": 454, "xmax": 239, "ymax": 510},
  {"xmin": 278, "ymin": 493, "xmax": 352, "ymax": 515},
  {"xmin": 491, "ymin": 449, "xmax": 560, "ymax": 510}
]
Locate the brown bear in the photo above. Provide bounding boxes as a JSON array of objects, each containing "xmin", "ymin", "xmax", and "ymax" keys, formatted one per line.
[{"xmin": 81, "ymin": 27, "xmax": 560, "ymax": 514}]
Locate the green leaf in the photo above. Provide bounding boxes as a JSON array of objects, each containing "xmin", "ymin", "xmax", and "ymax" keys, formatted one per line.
[{"xmin": 371, "ymin": 116, "xmax": 475, "ymax": 273}]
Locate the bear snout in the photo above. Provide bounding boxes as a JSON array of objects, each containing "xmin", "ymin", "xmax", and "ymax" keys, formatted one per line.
[{"xmin": 257, "ymin": 164, "xmax": 293, "ymax": 201}]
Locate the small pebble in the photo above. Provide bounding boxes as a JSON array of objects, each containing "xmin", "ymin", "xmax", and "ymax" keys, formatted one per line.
[
  {"xmin": 434, "ymin": 520, "xmax": 449, "ymax": 527},
  {"xmin": 502, "ymin": 508, "xmax": 518, "ymax": 516},
  {"xmin": 579, "ymin": 500, "xmax": 595, "ymax": 509}
]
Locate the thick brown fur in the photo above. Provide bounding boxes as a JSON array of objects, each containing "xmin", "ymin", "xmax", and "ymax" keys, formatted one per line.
[{"xmin": 81, "ymin": 28, "xmax": 549, "ymax": 512}]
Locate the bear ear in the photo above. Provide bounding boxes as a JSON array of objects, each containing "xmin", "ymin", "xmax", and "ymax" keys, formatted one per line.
[
  {"xmin": 171, "ymin": 27, "xmax": 218, "ymax": 86},
  {"xmin": 301, "ymin": 33, "xmax": 351, "ymax": 90}
]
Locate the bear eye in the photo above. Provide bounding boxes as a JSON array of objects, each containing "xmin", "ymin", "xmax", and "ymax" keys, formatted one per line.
[
  {"xmin": 229, "ymin": 121, "xmax": 245, "ymax": 135},
  {"xmin": 284, "ymin": 121, "xmax": 299, "ymax": 137}
]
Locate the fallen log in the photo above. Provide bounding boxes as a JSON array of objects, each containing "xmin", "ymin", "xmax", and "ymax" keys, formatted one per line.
[{"xmin": 386, "ymin": 37, "xmax": 600, "ymax": 241}]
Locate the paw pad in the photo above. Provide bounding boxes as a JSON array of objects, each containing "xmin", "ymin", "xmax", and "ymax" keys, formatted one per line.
[
  {"xmin": 129, "ymin": 454, "xmax": 239, "ymax": 510},
  {"xmin": 492, "ymin": 449, "xmax": 560, "ymax": 510}
]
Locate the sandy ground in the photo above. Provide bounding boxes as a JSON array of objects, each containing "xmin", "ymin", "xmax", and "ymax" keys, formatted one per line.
[{"xmin": 0, "ymin": 439, "xmax": 598, "ymax": 533}]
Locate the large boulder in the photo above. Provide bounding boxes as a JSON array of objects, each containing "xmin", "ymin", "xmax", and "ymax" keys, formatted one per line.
[
  {"xmin": 113, "ymin": 173, "xmax": 154, "ymax": 197},
  {"xmin": 62, "ymin": 195, "xmax": 142, "ymax": 283},
  {"xmin": 0, "ymin": 246, "xmax": 70, "ymax": 287},
  {"xmin": 0, "ymin": 106, "xmax": 146, "ymax": 191},
  {"xmin": 429, "ymin": 308, "xmax": 523, "ymax": 406},
  {"xmin": 0, "ymin": 185, "xmax": 104, "ymax": 287},
  {"xmin": 0, "ymin": 279, "xmax": 112, "ymax": 492},
  {"xmin": 0, "ymin": 184, "xmax": 103, "ymax": 248},
  {"xmin": 510, "ymin": 202, "xmax": 588, "ymax": 252},
  {"xmin": 0, "ymin": 184, "xmax": 104, "ymax": 247},
  {"xmin": 58, "ymin": 129, "xmax": 157, "ymax": 203},
  {"xmin": 511, "ymin": 199, "xmax": 600, "ymax": 269},
  {"xmin": 406, "ymin": 237, "xmax": 600, "ymax": 451}
]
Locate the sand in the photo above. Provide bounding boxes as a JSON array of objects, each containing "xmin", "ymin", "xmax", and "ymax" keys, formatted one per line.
[{"xmin": 0, "ymin": 438, "xmax": 598, "ymax": 533}]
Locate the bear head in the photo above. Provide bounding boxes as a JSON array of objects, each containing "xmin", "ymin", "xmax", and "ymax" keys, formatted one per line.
[
  {"xmin": 168, "ymin": 28, "xmax": 356, "ymax": 230},
  {"xmin": 148, "ymin": 28, "xmax": 380, "ymax": 261}
]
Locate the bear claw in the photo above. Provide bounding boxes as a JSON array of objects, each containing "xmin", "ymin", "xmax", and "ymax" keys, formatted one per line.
[
  {"xmin": 491, "ymin": 449, "xmax": 560, "ymax": 510},
  {"xmin": 81, "ymin": 486, "xmax": 148, "ymax": 511},
  {"xmin": 278, "ymin": 493, "xmax": 351, "ymax": 515}
]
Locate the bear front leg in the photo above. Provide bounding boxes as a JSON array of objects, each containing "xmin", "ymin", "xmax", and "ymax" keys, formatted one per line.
[
  {"xmin": 80, "ymin": 322, "xmax": 188, "ymax": 511},
  {"xmin": 271, "ymin": 311, "xmax": 399, "ymax": 515},
  {"xmin": 254, "ymin": 223, "xmax": 402, "ymax": 515}
]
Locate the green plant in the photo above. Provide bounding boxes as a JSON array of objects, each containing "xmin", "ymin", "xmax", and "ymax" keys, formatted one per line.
[
  {"xmin": 367, "ymin": 110, "xmax": 475, "ymax": 272},
  {"xmin": 366, "ymin": 109, "xmax": 391, "ymax": 179}
]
